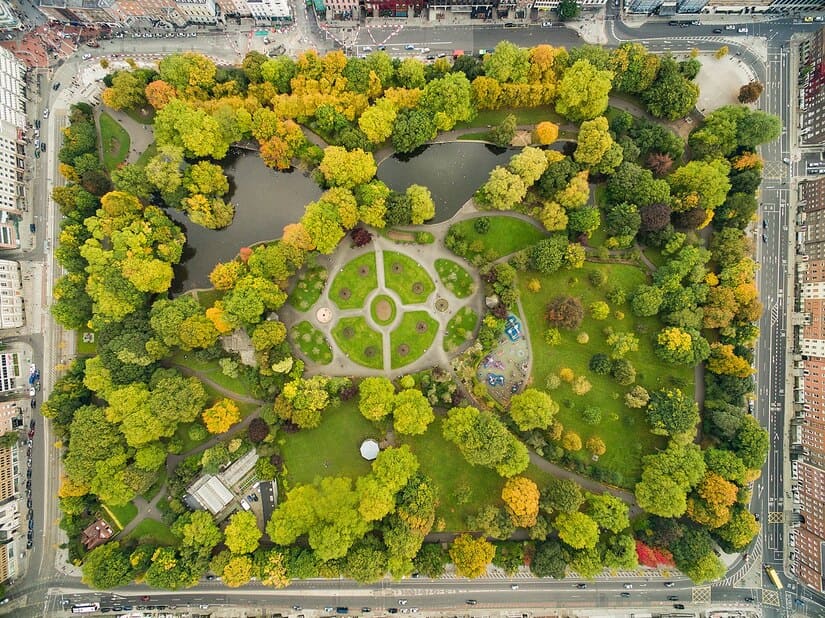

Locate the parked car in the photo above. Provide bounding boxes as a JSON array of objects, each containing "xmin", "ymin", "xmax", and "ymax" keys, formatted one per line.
[
  {"xmin": 664, "ymin": 582, "xmax": 675, "ymax": 587},
  {"xmin": 674, "ymin": 605, "xmax": 685, "ymax": 610},
  {"xmin": 404, "ymin": 44, "xmax": 415, "ymax": 50},
  {"xmin": 29, "ymin": 387, "xmax": 35, "ymax": 397},
  {"xmin": 575, "ymin": 583, "xmax": 587, "ymax": 589},
  {"xmin": 29, "ymin": 223, "xmax": 35, "ymax": 233},
  {"xmin": 620, "ymin": 592, "xmax": 631, "ymax": 598},
  {"xmin": 82, "ymin": 53, "xmax": 92, "ymax": 60},
  {"xmin": 725, "ymin": 24, "xmax": 736, "ymax": 30},
  {"xmin": 52, "ymin": 82, "xmax": 60, "ymax": 91},
  {"xmin": 713, "ymin": 28, "xmax": 723, "ymax": 33},
  {"xmin": 667, "ymin": 596, "xmax": 679, "ymax": 601},
  {"xmin": 43, "ymin": 109, "xmax": 49, "ymax": 119}
]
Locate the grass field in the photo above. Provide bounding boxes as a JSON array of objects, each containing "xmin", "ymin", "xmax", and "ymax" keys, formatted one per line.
[
  {"xmin": 449, "ymin": 216, "xmax": 547, "ymax": 260},
  {"xmin": 401, "ymin": 417, "xmax": 505, "ymax": 531},
  {"xmin": 518, "ymin": 262, "xmax": 692, "ymax": 487},
  {"xmin": 102, "ymin": 501, "xmax": 137, "ymax": 530},
  {"xmin": 435, "ymin": 259, "xmax": 475, "ymax": 299},
  {"xmin": 280, "ymin": 400, "xmax": 375, "ymax": 486},
  {"xmin": 125, "ymin": 106, "xmax": 156, "ymax": 125},
  {"xmin": 332, "ymin": 316, "xmax": 384, "ymax": 369},
  {"xmin": 390, "ymin": 311, "xmax": 439, "ymax": 369},
  {"xmin": 98, "ymin": 111, "xmax": 130, "ymax": 171},
  {"xmin": 288, "ymin": 267, "xmax": 328, "ymax": 312},
  {"xmin": 329, "ymin": 253, "xmax": 377, "ymax": 310},
  {"xmin": 76, "ymin": 331, "xmax": 96, "ymax": 356},
  {"xmin": 169, "ymin": 351, "xmax": 249, "ymax": 396},
  {"xmin": 135, "ymin": 141, "xmax": 157, "ymax": 168},
  {"xmin": 126, "ymin": 518, "xmax": 178, "ymax": 546},
  {"xmin": 443, "ymin": 307, "xmax": 479, "ymax": 352},
  {"xmin": 175, "ymin": 420, "xmax": 211, "ymax": 454},
  {"xmin": 383, "ymin": 251, "xmax": 435, "ymax": 305},
  {"xmin": 291, "ymin": 321, "xmax": 333, "ymax": 364},
  {"xmin": 453, "ymin": 106, "xmax": 563, "ymax": 130}
]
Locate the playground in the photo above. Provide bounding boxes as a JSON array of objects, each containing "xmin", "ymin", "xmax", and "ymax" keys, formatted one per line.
[{"xmin": 476, "ymin": 313, "xmax": 530, "ymax": 405}]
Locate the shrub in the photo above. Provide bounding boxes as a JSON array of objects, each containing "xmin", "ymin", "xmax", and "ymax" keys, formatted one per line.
[
  {"xmin": 589, "ymin": 354, "xmax": 612, "ymax": 375},
  {"xmin": 527, "ymin": 278, "xmax": 542, "ymax": 293},
  {"xmin": 545, "ymin": 296, "xmax": 584, "ymax": 330},
  {"xmin": 545, "ymin": 328, "xmax": 562, "ymax": 346},
  {"xmin": 606, "ymin": 287, "xmax": 627, "ymax": 305},
  {"xmin": 582, "ymin": 406, "xmax": 602, "ymax": 426},
  {"xmin": 474, "ymin": 217, "xmax": 491, "ymax": 234},
  {"xmin": 589, "ymin": 269, "xmax": 608, "ymax": 288},
  {"xmin": 545, "ymin": 374, "xmax": 562, "ymax": 390},
  {"xmin": 611, "ymin": 358, "xmax": 637, "ymax": 386},
  {"xmin": 624, "ymin": 385, "xmax": 650, "ymax": 408},
  {"xmin": 589, "ymin": 301, "xmax": 610, "ymax": 320},
  {"xmin": 585, "ymin": 436, "xmax": 606, "ymax": 456},
  {"xmin": 561, "ymin": 431, "xmax": 582, "ymax": 452},
  {"xmin": 559, "ymin": 367, "xmax": 575, "ymax": 383},
  {"xmin": 571, "ymin": 375, "xmax": 592, "ymax": 395},
  {"xmin": 576, "ymin": 332, "xmax": 589, "ymax": 344}
]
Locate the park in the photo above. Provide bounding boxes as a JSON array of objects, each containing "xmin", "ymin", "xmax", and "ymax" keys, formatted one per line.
[{"xmin": 46, "ymin": 44, "xmax": 774, "ymax": 589}]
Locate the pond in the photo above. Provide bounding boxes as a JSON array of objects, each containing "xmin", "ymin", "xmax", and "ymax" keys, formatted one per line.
[
  {"xmin": 377, "ymin": 142, "xmax": 518, "ymax": 224},
  {"xmin": 170, "ymin": 150, "xmax": 322, "ymax": 292}
]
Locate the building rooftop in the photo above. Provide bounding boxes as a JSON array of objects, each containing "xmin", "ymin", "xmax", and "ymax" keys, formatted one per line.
[
  {"xmin": 80, "ymin": 518, "xmax": 114, "ymax": 550},
  {"xmin": 189, "ymin": 474, "xmax": 234, "ymax": 515}
]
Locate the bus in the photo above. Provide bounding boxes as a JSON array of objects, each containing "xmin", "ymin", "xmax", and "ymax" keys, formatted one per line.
[
  {"xmin": 765, "ymin": 565, "xmax": 784, "ymax": 590},
  {"xmin": 71, "ymin": 603, "xmax": 100, "ymax": 614}
]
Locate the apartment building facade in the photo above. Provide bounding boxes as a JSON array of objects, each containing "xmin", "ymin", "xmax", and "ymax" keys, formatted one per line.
[{"xmin": 0, "ymin": 48, "xmax": 26, "ymax": 252}]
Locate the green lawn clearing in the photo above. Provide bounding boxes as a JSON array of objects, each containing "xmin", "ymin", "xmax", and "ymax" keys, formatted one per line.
[
  {"xmin": 280, "ymin": 400, "xmax": 375, "ymax": 486},
  {"xmin": 288, "ymin": 266, "xmax": 328, "ymax": 312},
  {"xmin": 76, "ymin": 330, "xmax": 97, "ymax": 356},
  {"xmin": 291, "ymin": 321, "xmax": 333, "ymax": 365},
  {"xmin": 135, "ymin": 141, "xmax": 157, "ymax": 168},
  {"xmin": 125, "ymin": 106, "xmax": 156, "ymax": 125},
  {"xmin": 449, "ymin": 216, "xmax": 547, "ymax": 260},
  {"xmin": 126, "ymin": 518, "xmax": 178, "ymax": 546},
  {"xmin": 383, "ymin": 251, "xmax": 435, "ymax": 305},
  {"xmin": 518, "ymin": 262, "xmax": 692, "ymax": 487},
  {"xmin": 102, "ymin": 501, "xmax": 137, "ymax": 530},
  {"xmin": 371, "ymin": 294, "xmax": 397, "ymax": 326},
  {"xmin": 435, "ymin": 258, "xmax": 475, "ymax": 299},
  {"xmin": 401, "ymin": 417, "xmax": 505, "ymax": 531},
  {"xmin": 453, "ymin": 106, "xmax": 563, "ymax": 130},
  {"xmin": 194, "ymin": 288, "xmax": 223, "ymax": 310},
  {"xmin": 390, "ymin": 311, "xmax": 438, "ymax": 369},
  {"xmin": 169, "ymin": 351, "xmax": 249, "ymax": 397},
  {"xmin": 176, "ymin": 420, "xmax": 212, "ymax": 454},
  {"xmin": 444, "ymin": 307, "xmax": 479, "ymax": 352},
  {"xmin": 329, "ymin": 252, "xmax": 378, "ymax": 310},
  {"xmin": 332, "ymin": 316, "xmax": 383, "ymax": 369},
  {"xmin": 98, "ymin": 111, "xmax": 130, "ymax": 171}
]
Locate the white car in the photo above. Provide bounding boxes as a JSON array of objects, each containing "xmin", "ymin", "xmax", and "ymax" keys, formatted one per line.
[
  {"xmin": 29, "ymin": 387, "xmax": 35, "ymax": 397},
  {"xmin": 738, "ymin": 27, "xmax": 748, "ymax": 33},
  {"xmin": 725, "ymin": 24, "xmax": 736, "ymax": 30},
  {"xmin": 43, "ymin": 109, "xmax": 49, "ymax": 119},
  {"xmin": 82, "ymin": 53, "xmax": 91, "ymax": 60}
]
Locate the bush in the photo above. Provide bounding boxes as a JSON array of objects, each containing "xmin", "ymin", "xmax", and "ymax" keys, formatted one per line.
[
  {"xmin": 571, "ymin": 375, "xmax": 592, "ymax": 395},
  {"xmin": 545, "ymin": 374, "xmax": 562, "ymax": 390},
  {"xmin": 188, "ymin": 423, "xmax": 208, "ymax": 443},
  {"xmin": 545, "ymin": 328, "xmax": 562, "ymax": 346},
  {"xmin": 474, "ymin": 217, "xmax": 491, "ymax": 234},
  {"xmin": 589, "ymin": 269, "xmax": 608, "ymax": 288},
  {"xmin": 545, "ymin": 296, "xmax": 584, "ymax": 330},
  {"xmin": 576, "ymin": 332, "xmax": 589, "ymax": 344},
  {"xmin": 582, "ymin": 406, "xmax": 602, "ymax": 426},
  {"xmin": 606, "ymin": 287, "xmax": 627, "ymax": 305},
  {"xmin": 559, "ymin": 367, "xmax": 575, "ymax": 383},
  {"xmin": 589, "ymin": 354, "xmax": 612, "ymax": 375},
  {"xmin": 611, "ymin": 358, "xmax": 637, "ymax": 386},
  {"xmin": 624, "ymin": 385, "xmax": 649, "ymax": 408},
  {"xmin": 589, "ymin": 301, "xmax": 610, "ymax": 320}
]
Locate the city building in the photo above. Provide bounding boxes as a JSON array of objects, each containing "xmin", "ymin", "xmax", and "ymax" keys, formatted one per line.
[
  {"xmin": 0, "ymin": 444, "xmax": 19, "ymax": 503},
  {"xmin": 0, "ymin": 260, "xmax": 23, "ymax": 329},
  {"xmin": 0, "ymin": 48, "xmax": 26, "ymax": 251},
  {"xmin": 104, "ymin": 0, "xmax": 183, "ymax": 28},
  {"xmin": 800, "ymin": 27, "xmax": 825, "ymax": 146},
  {"xmin": 245, "ymin": 0, "xmax": 291, "ymax": 24},
  {"xmin": 173, "ymin": 0, "xmax": 218, "ymax": 24},
  {"xmin": 80, "ymin": 518, "xmax": 114, "ymax": 550},
  {"xmin": 36, "ymin": 0, "xmax": 117, "ymax": 25},
  {"xmin": 188, "ymin": 474, "xmax": 234, "ymax": 515},
  {"xmin": 532, "ymin": 0, "xmax": 606, "ymax": 11},
  {"xmin": 0, "ymin": 501, "xmax": 20, "ymax": 543},
  {"xmin": 626, "ymin": 0, "xmax": 664, "ymax": 13},
  {"xmin": 0, "ymin": 350, "xmax": 24, "ymax": 395},
  {"xmin": 0, "ymin": 400, "xmax": 22, "ymax": 436},
  {"xmin": 0, "ymin": 1, "xmax": 20, "ymax": 29}
]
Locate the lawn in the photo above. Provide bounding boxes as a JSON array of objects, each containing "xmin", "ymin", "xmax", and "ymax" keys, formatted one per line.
[
  {"xmin": 390, "ymin": 311, "xmax": 439, "ymax": 369},
  {"xmin": 443, "ymin": 307, "xmax": 479, "ymax": 352},
  {"xmin": 125, "ymin": 106, "xmax": 156, "ymax": 125},
  {"xmin": 291, "ymin": 321, "xmax": 333, "ymax": 364},
  {"xmin": 98, "ymin": 111, "xmax": 130, "ymax": 171},
  {"xmin": 329, "ymin": 253, "xmax": 377, "ymax": 310},
  {"xmin": 383, "ymin": 251, "xmax": 435, "ymax": 305},
  {"xmin": 435, "ymin": 258, "xmax": 475, "ymax": 299},
  {"xmin": 169, "ymin": 351, "xmax": 249, "ymax": 397},
  {"xmin": 195, "ymin": 288, "xmax": 223, "ymax": 310},
  {"xmin": 453, "ymin": 106, "xmax": 563, "ymax": 130},
  {"xmin": 288, "ymin": 266, "xmax": 328, "ymax": 312},
  {"xmin": 332, "ymin": 316, "xmax": 383, "ymax": 369},
  {"xmin": 135, "ymin": 141, "xmax": 157, "ymax": 168},
  {"xmin": 76, "ymin": 330, "xmax": 96, "ymax": 356},
  {"xmin": 400, "ymin": 417, "xmax": 505, "ymax": 531},
  {"xmin": 102, "ymin": 501, "xmax": 137, "ymax": 530},
  {"xmin": 280, "ymin": 400, "xmax": 375, "ymax": 486},
  {"xmin": 126, "ymin": 518, "xmax": 178, "ymax": 546},
  {"xmin": 176, "ymin": 420, "xmax": 212, "ymax": 454},
  {"xmin": 518, "ymin": 262, "xmax": 692, "ymax": 487},
  {"xmin": 449, "ymin": 215, "xmax": 547, "ymax": 260}
]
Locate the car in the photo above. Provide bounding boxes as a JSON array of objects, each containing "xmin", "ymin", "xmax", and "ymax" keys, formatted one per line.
[
  {"xmin": 34, "ymin": 150, "xmax": 39, "ymax": 159},
  {"xmin": 52, "ymin": 82, "xmax": 60, "ymax": 91},
  {"xmin": 510, "ymin": 584, "xmax": 519, "ymax": 590},
  {"xmin": 680, "ymin": 22, "xmax": 689, "ymax": 28},
  {"xmin": 26, "ymin": 540, "xmax": 32, "ymax": 549},
  {"xmin": 141, "ymin": 596, "xmax": 150, "ymax": 602},
  {"xmin": 324, "ymin": 608, "xmax": 334, "ymax": 613},
  {"xmin": 29, "ymin": 419, "xmax": 35, "ymax": 430},
  {"xmin": 30, "ymin": 399, "xmax": 36, "ymax": 409},
  {"xmin": 35, "ymin": 119, "xmax": 40, "ymax": 129},
  {"xmin": 420, "ymin": 47, "xmax": 430, "ymax": 53},
  {"xmin": 667, "ymin": 596, "xmax": 679, "ymax": 601},
  {"xmin": 82, "ymin": 53, "xmax": 92, "ymax": 60},
  {"xmin": 575, "ymin": 583, "xmax": 587, "ymax": 589},
  {"xmin": 674, "ymin": 605, "xmax": 685, "ymax": 610},
  {"xmin": 713, "ymin": 28, "xmax": 723, "ymax": 33},
  {"xmin": 466, "ymin": 600, "xmax": 478, "ymax": 605},
  {"xmin": 623, "ymin": 583, "xmax": 633, "ymax": 589},
  {"xmin": 738, "ymin": 27, "xmax": 748, "ymax": 33},
  {"xmin": 293, "ymin": 606, "xmax": 302, "ymax": 611},
  {"xmin": 437, "ymin": 52, "xmax": 447, "ymax": 58},
  {"xmin": 363, "ymin": 46, "xmax": 372, "ymax": 52},
  {"xmin": 783, "ymin": 157, "xmax": 791, "ymax": 164},
  {"xmin": 40, "ymin": 143, "xmax": 46, "ymax": 152},
  {"xmin": 26, "ymin": 480, "xmax": 31, "ymax": 490},
  {"xmin": 664, "ymin": 581, "xmax": 675, "ymax": 587},
  {"xmin": 43, "ymin": 109, "xmax": 49, "ymax": 119},
  {"xmin": 199, "ymin": 605, "xmax": 209, "ymax": 609},
  {"xmin": 26, "ymin": 468, "xmax": 31, "ymax": 478},
  {"xmin": 189, "ymin": 32, "xmax": 197, "ymax": 37},
  {"xmin": 33, "ymin": 138, "xmax": 40, "ymax": 149},
  {"xmin": 745, "ymin": 597, "xmax": 755, "ymax": 602},
  {"xmin": 426, "ymin": 55, "xmax": 436, "ymax": 60},
  {"xmin": 541, "ymin": 21, "xmax": 553, "ymax": 27},
  {"xmin": 28, "ymin": 519, "xmax": 33, "ymax": 530},
  {"xmin": 762, "ymin": 234, "xmax": 768, "ymax": 243},
  {"xmin": 405, "ymin": 44, "xmax": 415, "ymax": 50},
  {"xmin": 206, "ymin": 575, "xmax": 215, "ymax": 580},
  {"xmin": 620, "ymin": 592, "xmax": 631, "ymax": 597},
  {"xmin": 378, "ymin": 45, "xmax": 386, "ymax": 51},
  {"xmin": 410, "ymin": 609, "xmax": 418, "ymax": 614},
  {"xmin": 725, "ymin": 24, "xmax": 736, "ymax": 30},
  {"xmin": 763, "ymin": 219, "xmax": 768, "ymax": 228},
  {"xmin": 388, "ymin": 609, "xmax": 398, "ymax": 614},
  {"xmin": 361, "ymin": 608, "xmax": 371, "ymax": 613},
  {"xmin": 504, "ymin": 22, "xmax": 515, "ymax": 27},
  {"xmin": 27, "ymin": 497, "xmax": 32, "ymax": 508},
  {"xmin": 398, "ymin": 600, "xmax": 408, "ymax": 605},
  {"xmin": 29, "ymin": 388, "xmax": 35, "ymax": 397}
]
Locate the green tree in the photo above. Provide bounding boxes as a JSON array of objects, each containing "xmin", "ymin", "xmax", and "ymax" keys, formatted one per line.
[
  {"xmin": 224, "ymin": 511, "xmax": 262, "ymax": 555},
  {"xmin": 630, "ymin": 284, "xmax": 663, "ymax": 317},
  {"xmin": 555, "ymin": 59, "xmax": 613, "ymax": 122},
  {"xmin": 81, "ymin": 542, "xmax": 134, "ymax": 589},
  {"xmin": 393, "ymin": 389, "xmax": 435, "ymax": 436},
  {"xmin": 442, "ymin": 406, "xmax": 529, "ymax": 477},
  {"xmin": 175, "ymin": 510, "xmax": 223, "ymax": 551},
  {"xmin": 318, "ymin": 146, "xmax": 377, "ymax": 189},
  {"xmin": 508, "ymin": 388, "xmax": 559, "ymax": 431},
  {"xmin": 406, "ymin": 184, "xmax": 435, "ymax": 224},
  {"xmin": 555, "ymin": 511, "xmax": 599, "ymax": 549},
  {"xmin": 586, "ymin": 493, "xmax": 630, "ymax": 533},
  {"xmin": 358, "ymin": 376, "xmax": 395, "ymax": 421},
  {"xmin": 531, "ymin": 539, "xmax": 568, "ymax": 578},
  {"xmin": 642, "ymin": 56, "xmax": 699, "ymax": 121},
  {"xmin": 557, "ymin": 0, "xmax": 581, "ymax": 20},
  {"xmin": 483, "ymin": 41, "xmax": 531, "ymax": 83},
  {"xmin": 476, "ymin": 166, "xmax": 527, "ymax": 211},
  {"xmin": 391, "ymin": 109, "xmax": 437, "ymax": 154},
  {"xmin": 541, "ymin": 477, "xmax": 584, "ymax": 513},
  {"xmin": 646, "ymin": 388, "xmax": 700, "ymax": 437}
]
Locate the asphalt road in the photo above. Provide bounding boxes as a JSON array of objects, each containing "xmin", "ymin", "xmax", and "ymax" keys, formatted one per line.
[{"xmin": 4, "ymin": 11, "xmax": 821, "ymax": 618}]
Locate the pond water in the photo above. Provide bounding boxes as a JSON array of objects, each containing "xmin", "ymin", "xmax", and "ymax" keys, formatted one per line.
[
  {"xmin": 170, "ymin": 150, "xmax": 322, "ymax": 292},
  {"xmin": 377, "ymin": 141, "xmax": 518, "ymax": 224}
]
